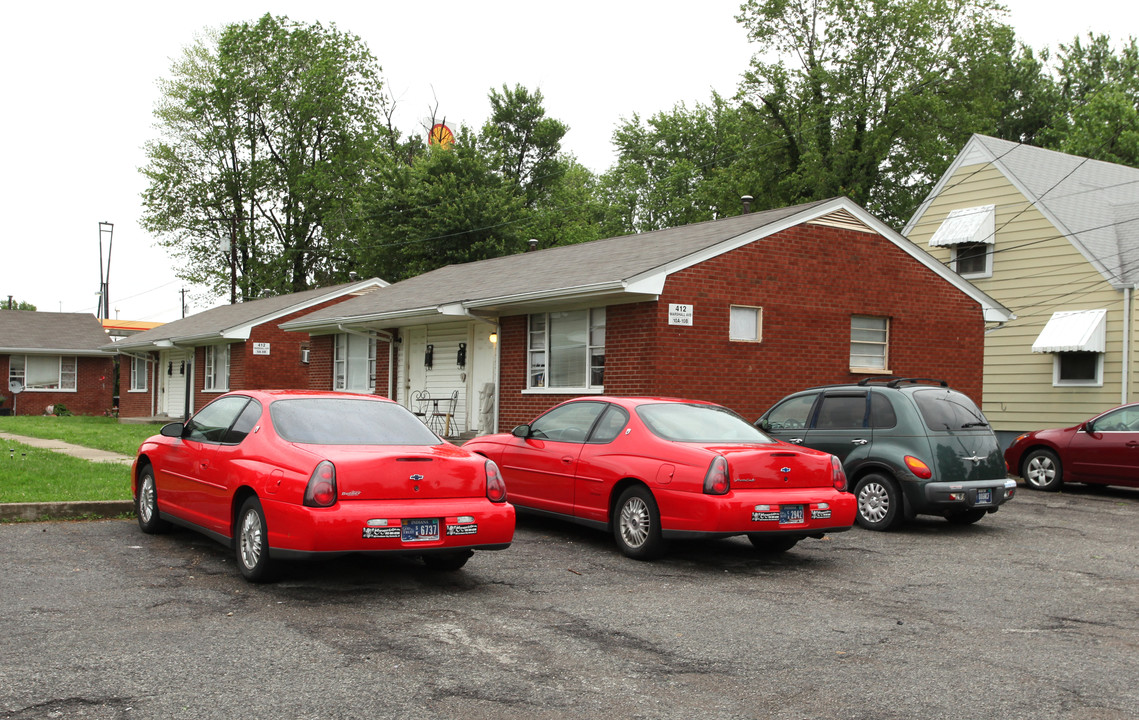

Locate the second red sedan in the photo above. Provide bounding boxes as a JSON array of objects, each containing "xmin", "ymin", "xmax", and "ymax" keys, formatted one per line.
[
  {"xmin": 1005, "ymin": 402, "xmax": 1139, "ymax": 491},
  {"xmin": 463, "ymin": 397, "xmax": 855, "ymax": 559}
]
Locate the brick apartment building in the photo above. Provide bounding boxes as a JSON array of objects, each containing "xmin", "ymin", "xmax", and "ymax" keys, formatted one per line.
[
  {"xmin": 106, "ymin": 279, "xmax": 386, "ymax": 419},
  {"xmin": 281, "ymin": 197, "xmax": 1012, "ymax": 436}
]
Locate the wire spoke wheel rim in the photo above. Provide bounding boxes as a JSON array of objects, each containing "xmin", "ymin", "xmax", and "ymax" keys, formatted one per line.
[
  {"xmin": 619, "ymin": 496, "xmax": 650, "ymax": 549},
  {"xmin": 239, "ymin": 510, "xmax": 263, "ymax": 570}
]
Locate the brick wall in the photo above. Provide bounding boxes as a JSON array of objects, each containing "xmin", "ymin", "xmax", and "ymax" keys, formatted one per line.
[
  {"xmin": 0, "ymin": 354, "xmax": 114, "ymax": 416},
  {"xmin": 118, "ymin": 352, "xmax": 157, "ymax": 417},
  {"xmin": 495, "ymin": 223, "xmax": 986, "ymax": 427}
]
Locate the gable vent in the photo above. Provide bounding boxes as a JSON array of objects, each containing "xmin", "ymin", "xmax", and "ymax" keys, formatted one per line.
[{"xmin": 808, "ymin": 209, "xmax": 875, "ymax": 234}]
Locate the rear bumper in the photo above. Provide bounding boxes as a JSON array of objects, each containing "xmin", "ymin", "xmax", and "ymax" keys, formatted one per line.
[
  {"xmin": 654, "ymin": 487, "xmax": 856, "ymax": 539},
  {"xmin": 261, "ymin": 496, "xmax": 516, "ymax": 557},
  {"xmin": 917, "ymin": 478, "xmax": 1017, "ymax": 512}
]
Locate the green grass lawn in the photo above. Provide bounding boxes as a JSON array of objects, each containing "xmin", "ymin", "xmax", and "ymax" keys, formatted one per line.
[
  {"xmin": 0, "ymin": 440, "xmax": 133, "ymax": 503},
  {"xmin": 0, "ymin": 415, "xmax": 165, "ymax": 456},
  {"xmin": 0, "ymin": 416, "xmax": 163, "ymax": 504}
]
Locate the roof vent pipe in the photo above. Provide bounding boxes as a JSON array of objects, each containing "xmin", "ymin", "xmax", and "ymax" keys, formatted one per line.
[
  {"xmin": 527, "ymin": 239, "xmax": 538, "ymax": 252},
  {"xmin": 741, "ymin": 195, "xmax": 754, "ymax": 214}
]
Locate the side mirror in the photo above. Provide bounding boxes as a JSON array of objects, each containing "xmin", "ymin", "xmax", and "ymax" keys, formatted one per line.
[
  {"xmin": 160, "ymin": 422, "xmax": 185, "ymax": 438},
  {"xmin": 1082, "ymin": 420, "xmax": 1094, "ymax": 434},
  {"xmin": 511, "ymin": 424, "xmax": 531, "ymax": 438},
  {"xmin": 757, "ymin": 418, "xmax": 771, "ymax": 431}
]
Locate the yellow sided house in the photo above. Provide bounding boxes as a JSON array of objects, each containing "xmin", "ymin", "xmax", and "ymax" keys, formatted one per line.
[{"xmin": 903, "ymin": 134, "xmax": 1139, "ymax": 445}]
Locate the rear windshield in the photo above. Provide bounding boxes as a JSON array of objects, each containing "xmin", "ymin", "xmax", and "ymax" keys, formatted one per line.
[
  {"xmin": 637, "ymin": 403, "xmax": 774, "ymax": 444},
  {"xmin": 270, "ymin": 398, "xmax": 442, "ymax": 445},
  {"xmin": 912, "ymin": 389, "xmax": 991, "ymax": 431}
]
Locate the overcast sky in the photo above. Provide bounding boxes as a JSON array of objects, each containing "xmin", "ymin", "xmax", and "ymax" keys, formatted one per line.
[{"xmin": 1, "ymin": 0, "xmax": 1134, "ymax": 323}]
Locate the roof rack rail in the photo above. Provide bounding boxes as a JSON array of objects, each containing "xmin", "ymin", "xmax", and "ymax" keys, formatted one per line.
[
  {"xmin": 856, "ymin": 377, "xmax": 899, "ymax": 386},
  {"xmin": 885, "ymin": 377, "xmax": 949, "ymax": 388}
]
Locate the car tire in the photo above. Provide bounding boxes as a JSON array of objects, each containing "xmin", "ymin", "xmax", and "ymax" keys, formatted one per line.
[
  {"xmin": 747, "ymin": 535, "xmax": 799, "ymax": 553},
  {"xmin": 135, "ymin": 463, "xmax": 170, "ymax": 534},
  {"xmin": 945, "ymin": 508, "xmax": 987, "ymax": 525},
  {"xmin": 854, "ymin": 473, "xmax": 901, "ymax": 531},
  {"xmin": 422, "ymin": 550, "xmax": 473, "ymax": 571},
  {"xmin": 613, "ymin": 486, "xmax": 664, "ymax": 560},
  {"xmin": 1022, "ymin": 449, "xmax": 1063, "ymax": 491},
  {"xmin": 235, "ymin": 496, "xmax": 275, "ymax": 582}
]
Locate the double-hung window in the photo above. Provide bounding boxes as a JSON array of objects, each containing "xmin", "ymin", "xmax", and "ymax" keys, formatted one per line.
[
  {"xmin": 850, "ymin": 316, "xmax": 890, "ymax": 372},
  {"xmin": 334, "ymin": 333, "xmax": 376, "ymax": 392},
  {"xmin": 129, "ymin": 356, "xmax": 148, "ymax": 392},
  {"xmin": 527, "ymin": 308, "xmax": 606, "ymax": 390},
  {"xmin": 8, "ymin": 355, "xmax": 77, "ymax": 391},
  {"xmin": 203, "ymin": 345, "xmax": 230, "ymax": 392}
]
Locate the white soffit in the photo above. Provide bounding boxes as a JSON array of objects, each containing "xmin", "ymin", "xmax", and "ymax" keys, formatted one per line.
[
  {"xmin": 1031, "ymin": 309, "xmax": 1107, "ymax": 353},
  {"xmin": 928, "ymin": 204, "xmax": 995, "ymax": 246}
]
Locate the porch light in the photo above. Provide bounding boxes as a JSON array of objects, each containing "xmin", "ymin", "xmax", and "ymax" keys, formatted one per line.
[{"xmin": 489, "ymin": 333, "xmax": 498, "ymax": 344}]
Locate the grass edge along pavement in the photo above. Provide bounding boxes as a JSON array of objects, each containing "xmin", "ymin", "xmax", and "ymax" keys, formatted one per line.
[{"xmin": 0, "ymin": 432, "xmax": 136, "ymax": 522}]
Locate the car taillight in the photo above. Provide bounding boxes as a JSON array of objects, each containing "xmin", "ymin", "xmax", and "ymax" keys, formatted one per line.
[
  {"xmin": 831, "ymin": 455, "xmax": 847, "ymax": 492},
  {"xmin": 303, "ymin": 460, "xmax": 337, "ymax": 507},
  {"xmin": 703, "ymin": 455, "xmax": 730, "ymax": 495},
  {"xmin": 485, "ymin": 459, "xmax": 507, "ymax": 503},
  {"xmin": 904, "ymin": 455, "xmax": 933, "ymax": 479}
]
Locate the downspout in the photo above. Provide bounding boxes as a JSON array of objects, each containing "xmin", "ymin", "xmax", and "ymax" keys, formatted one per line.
[
  {"xmin": 1123, "ymin": 287, "xmax": 1132, "ymax": 405},
  {"xmin": 337, "ymin": 325, "xmax": 393, "ymax": 398}
]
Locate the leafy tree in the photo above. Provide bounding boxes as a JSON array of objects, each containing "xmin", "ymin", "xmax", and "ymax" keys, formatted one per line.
[
  {"xmin": 733, "ymin": 0, "xmax": 1020, "ymax": 224},
  {"xmin": 480, "ymin": 84, "xmax": 569, "ymax": 207},
  {"xmin": 354, "ymin": 126, "xmax": 528, "ymax": 282},
  {"xmin": 1038, "ymin": 34, "xmax": 1139, "ymax": 166},
  {"xmin": 1, "ymin": 298, "xmax": 36, "ymax": 311},
  {"xmin": 141, "ymin": 14, "xmax": 389, "ymax": 300}
]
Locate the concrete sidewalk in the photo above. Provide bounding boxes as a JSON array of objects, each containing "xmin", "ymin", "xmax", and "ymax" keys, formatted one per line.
[{"xmin": 0, "ymin": 432, "xmax": 135, "ymax": 521}]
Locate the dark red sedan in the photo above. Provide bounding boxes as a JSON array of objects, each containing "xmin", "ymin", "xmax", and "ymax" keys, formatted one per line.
[
  {"xmin": 463, "ymin": 397, "xmax": 855, "ymax": 559},
  {"xmin": 1005, "ymin": 402, "xmax": 1139, "ymax": 491},
  {"xmin": 132, "ymin": 390, "xmax": 515, "ymax": 581}
]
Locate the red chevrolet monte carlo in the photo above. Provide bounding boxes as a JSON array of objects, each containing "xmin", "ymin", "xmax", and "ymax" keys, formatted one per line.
[
  {"xmin": 132, "ymin": 390, "xmax": 515, "ymax": 581},
  {"xmin": 463, "ymin": 397, "xmax": 855, "ymax": 559}
]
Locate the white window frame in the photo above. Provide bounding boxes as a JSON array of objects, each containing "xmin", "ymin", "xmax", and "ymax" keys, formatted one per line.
[
  {"xmin": 951, "ymin": 241, "xmax": 993, "ymax": 278},
  {"xmin": 129, "ymin": 356, "xmax": 148, "ymax": 392},
  {"xmin": 8, "ymin": 355, "xmax": 77, "ymax": 392},
  {"xmin": 1053, "ymin": 352, "xmax": 1104, "ymax": 387},
  {"xmin": 203, "ymin": 344, "xmax": 230, "ymax": 392},
  {"xmin": 850, "ymin": 316, "xmax": 890, "ymax": 374},
  {"xmin": 334, "ymin": 333, "xmax": 376, "ymax": 392},
  {"xmin": 729, "ymin": 305, "xmax": 763, "ymax": 342},
  {"xmin": 526, "ymin": 308, "xmax": 606, "ymax": 393}
]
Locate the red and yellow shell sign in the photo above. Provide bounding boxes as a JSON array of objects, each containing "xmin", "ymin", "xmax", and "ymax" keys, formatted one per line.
[{"xmin": 428, "ymin": 123, "xmax": 454, "ymax": 148}]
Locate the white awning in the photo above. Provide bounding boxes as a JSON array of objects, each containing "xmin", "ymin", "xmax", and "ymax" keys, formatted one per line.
[
  {"xmin": 1031, "ymin": 309, "xmax": 1107, "ymax": 353},
  {"xmin": 928, "ymin": 204, "xmax": 995, "ymax": 246}
]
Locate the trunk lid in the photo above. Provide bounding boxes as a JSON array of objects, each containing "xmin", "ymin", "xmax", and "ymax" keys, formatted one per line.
[
  {"xmin": 714, "ymin": 444, "xmax": 835, "ymax": 490},
  {"xmin": 323, "ymin": 443, "xmax": 486, "ymax": 501}
]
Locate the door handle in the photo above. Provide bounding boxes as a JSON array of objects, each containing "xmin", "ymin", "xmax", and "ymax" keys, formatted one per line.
[
  {"xmin": 200, "ymin": 461, "xmax": 210, "ymax": 468},
  {"xmin": 788, "ymin": 438, "xmax": 804, "ymax": 444},
  {"xmin": 561, "ymin": 456, "xmax": 574, "ymax": 464},
  {"xmin": 851, "ymin": 439, "xmax": 869, "ymax": 445}
]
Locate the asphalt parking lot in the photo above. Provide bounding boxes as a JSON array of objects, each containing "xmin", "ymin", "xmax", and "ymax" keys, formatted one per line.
[{"xmin": 1, "ymin": 483, "xmax": 1137, "ymax": 720}]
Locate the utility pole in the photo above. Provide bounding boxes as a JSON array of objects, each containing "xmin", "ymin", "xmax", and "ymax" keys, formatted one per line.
[
  {"xmin": 180, "ymin": 288, "xmax": 187, "ymax": 318},
  {"xmin": 97, "ymin": 222, "xmax": 114, "ymax": 319}
]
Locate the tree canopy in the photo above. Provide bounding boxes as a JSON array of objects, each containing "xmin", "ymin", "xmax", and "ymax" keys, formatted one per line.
[{"xmin": 141, "ymin": 14, "xmax": 389, "ymax": 300}]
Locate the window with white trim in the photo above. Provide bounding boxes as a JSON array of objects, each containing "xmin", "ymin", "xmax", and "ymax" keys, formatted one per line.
[
  {"xmin": 8, "ymin": 355, "xmax": 77, "ymax": 391},
  {"xmin": 850, "ymin": 316, "xmax": 890, "ymax": 372},
  {"xmin": 1053, "ymin": 352, "xmax": 1103, "ymax": 387},
  {"xmin": 334, "ymin": 333, "xmax": 376, "ymax": 392},
  {"xmin": 951, "ymin": 242, "xmax": 992, "ymax": 277},
  {"xmin": 203, "ymin": 344, "xmax": 230, "ymax": 392},
  {"xmin": 129, "ymin": 356, "xmax": 148, "ymax": 392},
  {"xmin": 730, "ymin": 305, "xmax": 763, "ymax": 342},
  {"xmin": 527, "ymin": 308, "xmax": 606, "ymax": 390}
]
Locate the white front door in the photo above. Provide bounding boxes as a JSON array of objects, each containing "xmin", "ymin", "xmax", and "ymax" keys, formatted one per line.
[{"xmin": 159, "ymin": 350, "xmax": 191, "ymax": 418}]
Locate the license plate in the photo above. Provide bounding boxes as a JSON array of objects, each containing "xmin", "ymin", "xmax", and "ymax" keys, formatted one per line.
[
  {"xmin": 401, "ymin": 518, "xmax": 440, "ymax": 542},
  {"xmin": 779, "ymin": 505, "xmax": 805, "ymax": 524},
  {"xmin": 976, "ymin": 489, "xmax": 993, "ymax": 505}
]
